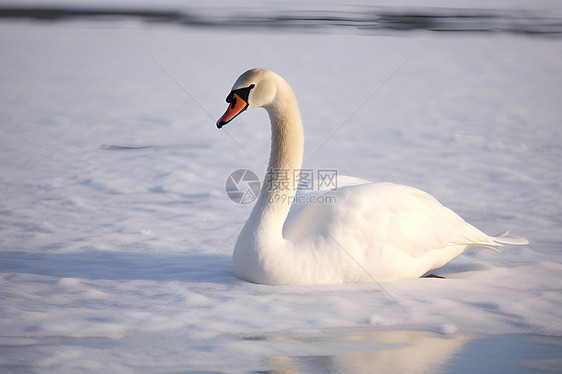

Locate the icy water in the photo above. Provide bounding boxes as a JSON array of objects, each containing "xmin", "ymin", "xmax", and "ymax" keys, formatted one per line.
[
  {"xmin": 262, "ymin": 332, "xmax": 562, "ymax": 374},
  {"xmin": 1, "ymin": 2, "xmax": 562, "ymax": 36},
  {"xmin": 2, "ymin": 328, "xmax": 561, "ymax": 373},
  {"xmin": 1, "ymin": 1, "xmax": 562, "ymax": 373}
]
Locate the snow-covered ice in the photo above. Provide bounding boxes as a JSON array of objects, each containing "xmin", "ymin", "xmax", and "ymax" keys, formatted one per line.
[{"xmin": 1, "ymin": 1, "xmax": 561, "ymax": 372}]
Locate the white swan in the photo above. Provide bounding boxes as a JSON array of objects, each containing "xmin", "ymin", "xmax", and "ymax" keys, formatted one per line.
[{"xmin": 217, "ymin": 68, "xmax": 528, "ymax": 285}]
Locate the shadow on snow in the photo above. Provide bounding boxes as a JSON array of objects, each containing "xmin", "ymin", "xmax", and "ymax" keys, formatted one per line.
[{"xmin": 0, "ymin": 250, "xmax": 235, "ymax": 283}]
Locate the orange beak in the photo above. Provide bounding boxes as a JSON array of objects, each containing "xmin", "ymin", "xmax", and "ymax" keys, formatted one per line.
[{"xmin": 216, "ymin": 93, "xmax": 249, "ymax": 128}]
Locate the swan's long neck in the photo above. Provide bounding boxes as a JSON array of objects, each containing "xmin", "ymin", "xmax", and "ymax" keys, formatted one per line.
[{"xmin": 243, "ymin": 83, "xmax": 304, "ymax": 246}]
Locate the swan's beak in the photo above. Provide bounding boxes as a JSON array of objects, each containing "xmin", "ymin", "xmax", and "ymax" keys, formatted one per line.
[{"xmin": 216, "ymin": 92, "xmax": 248, "ymax": 129}]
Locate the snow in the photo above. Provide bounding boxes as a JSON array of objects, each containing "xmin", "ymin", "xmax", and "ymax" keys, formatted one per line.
[{"xmin": 1, "ymin": 1, "xmax": 562, "ymax": 372}]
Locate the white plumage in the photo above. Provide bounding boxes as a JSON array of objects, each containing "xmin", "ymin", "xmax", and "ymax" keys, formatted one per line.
[{"xmin": 217, "ymin": 68, "xmax": 528, "ymax": 285}]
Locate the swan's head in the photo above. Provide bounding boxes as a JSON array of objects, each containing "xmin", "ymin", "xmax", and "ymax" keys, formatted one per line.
[{"xmin": 216, "ymin": 68, "xmax": 278, "ymax": 128}]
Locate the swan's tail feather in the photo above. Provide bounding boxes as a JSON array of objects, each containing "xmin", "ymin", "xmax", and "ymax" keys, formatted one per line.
[
  {"xmin": 467, "ymin": 243, "xmax": 501, "ymax": 252},
  {"xmin": 490, "ymin": 231, "xmax": 529, "ymax": 246},
  {"xmin": 451, "ymin": 228, "xmax": 528, "ymax": 252}
]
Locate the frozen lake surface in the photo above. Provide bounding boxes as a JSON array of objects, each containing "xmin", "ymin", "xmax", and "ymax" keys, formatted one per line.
[{"xmin": 1, "ymin": 1, "xmax": 561, "ymax": 372}]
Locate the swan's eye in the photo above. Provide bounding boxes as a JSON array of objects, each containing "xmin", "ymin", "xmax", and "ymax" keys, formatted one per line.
[{"xmin": 230, "ymin": 85, "xmax": 255, "ymax": 105}]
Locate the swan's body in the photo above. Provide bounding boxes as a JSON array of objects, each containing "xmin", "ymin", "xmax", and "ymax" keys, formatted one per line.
[{"xmin": 217, "ymin": 68, "xmax": 527, "ymax": 285}]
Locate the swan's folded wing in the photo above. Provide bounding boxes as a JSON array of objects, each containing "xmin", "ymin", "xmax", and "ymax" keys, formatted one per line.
[{"xmin": 284, "ymin": 182, "xmax": 488, "ymax": 259}]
